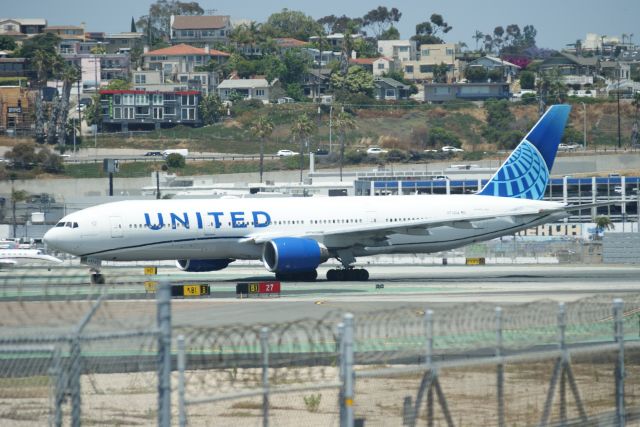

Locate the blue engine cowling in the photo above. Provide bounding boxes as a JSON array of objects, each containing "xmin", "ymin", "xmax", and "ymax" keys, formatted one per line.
[
  {"xmin": 176, "ymin": 259, "xmax": 233, "ymax": 272},
  {"xmin": 262, "ymin": 238, "xmax": 329, "ymax": 273}
]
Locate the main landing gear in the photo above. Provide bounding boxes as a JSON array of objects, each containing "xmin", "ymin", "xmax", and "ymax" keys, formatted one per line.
[
  {"xmin": 326, "ymin": 268, "xmax": 369, "ymax": 281},
  {"xmin": 326, "ymin": 250, "xmax": 370, "ymax": 281},
  {"xmin": 275, "ymin": 270, "xmax": 318, "ymax": 282}
]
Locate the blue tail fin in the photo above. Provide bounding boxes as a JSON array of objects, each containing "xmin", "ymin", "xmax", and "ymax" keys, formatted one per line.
[{"xmin": 477, "ymin": 104, "xmax": 571, "ymax": 199}]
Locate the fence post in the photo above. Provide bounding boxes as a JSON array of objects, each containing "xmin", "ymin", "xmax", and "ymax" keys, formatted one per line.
[
  {"xmin": 337, "ymin": 322, "xmax": 345, "ymax": 426},
  {"xmin": 425, "ymin": 310, "xmax": 433, "ymax": 366},
  {"xmin": 50, "ymin": 346, "xmax": 64, "ymax": 427},
  {"xmin": 69, "ymin": 338, "xmax": 81, "ymax": 427},
  {"xmin": 496, "ymin": 307, "xmax": 504, "ymax": 427},
  {"xmin": 260, "ymin": 327, "xmax": 270, "ymax": 427},
  {"xmin": 157, "ymin": 280, "xmax": 172, "ymax": 427},
  {"xmin": 342, "ymin": 313, "xmax": 354, "ymax": 427},
  {"xmin": 614, "ymin": 298, "xmax": 625, "ymax": 427},
  {"xmin": 177, "ymin": 335, "xmax": 186, "ymax": 427},
  {"xmin": 558, "ymin": 302, "xmax": 567, "ymax": 423}
]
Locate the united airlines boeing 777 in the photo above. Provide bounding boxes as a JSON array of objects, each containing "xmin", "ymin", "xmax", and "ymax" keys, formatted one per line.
[{"xmin": 43, "ymin": 105, "xmax": 602, "ymax": 283}]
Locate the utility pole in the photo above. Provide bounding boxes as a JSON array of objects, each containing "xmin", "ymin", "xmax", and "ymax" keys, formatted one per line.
[{"xmin": 617, "ymin": 61, "xmax": 622, "ymax": 149}]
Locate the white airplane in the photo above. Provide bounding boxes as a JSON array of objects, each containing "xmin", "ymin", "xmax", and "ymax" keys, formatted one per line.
[
  {"xmin": 43, "ymin": 105, "xmax": 610, "ymax": 283},
  {"xmin": 0, "ymin": 247, "xmax": 63, "ymax": 268}
]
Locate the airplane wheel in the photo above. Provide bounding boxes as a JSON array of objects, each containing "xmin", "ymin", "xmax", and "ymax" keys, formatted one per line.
[
  {"xmin": 356, "ymin": 269, "xmax": 369, "ymax": 281},
  {"xmin": 327, "ymin": 269, "xmax": 337, "ymax": 281}
]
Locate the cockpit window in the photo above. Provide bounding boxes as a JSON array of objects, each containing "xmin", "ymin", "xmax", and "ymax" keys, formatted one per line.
[
  {"xmin": 56, "ymin": 222, "xmax": 65, "ymax": 227},
  {"xmin": 66, "ymin": 222, "xmax": 73, "ymax": 228},
  {"xmin": 73, "ymin": 222, "xmax": 79, "ymax": 228}
]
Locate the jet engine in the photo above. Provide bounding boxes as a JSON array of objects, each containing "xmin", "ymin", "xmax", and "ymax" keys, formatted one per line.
[
  {"xmin": 176, "ymin": 259, "xmax": 234, "ymax": 272},
  {"xmin": 262, "ymin": 238, "xmax": 329, "ymax": 273}
]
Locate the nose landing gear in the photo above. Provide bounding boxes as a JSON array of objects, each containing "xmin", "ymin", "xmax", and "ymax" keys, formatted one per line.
[
  {"xmin": 326, "ymin": 268, "xmax": 369, "ymax": 281},
  {"xmin": 90, "ymin": 271, "xmax": 105, "ymax": 284}
]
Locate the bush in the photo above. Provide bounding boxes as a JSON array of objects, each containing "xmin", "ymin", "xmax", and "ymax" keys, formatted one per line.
[
  {"xmin": 345, "ymin": 150, "xmax": 367, "ymax": 164},
  {"xmin": 303, "ymin": 394, "xmax": 321, "ymax": 413},
  {"xmin": 165, "ymin": 153, "xmax": 185, "ymax": 168}
]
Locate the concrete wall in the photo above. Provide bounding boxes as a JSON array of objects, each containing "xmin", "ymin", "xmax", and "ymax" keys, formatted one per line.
[{"xmin": 603, "ymin": 233, "xmax": 640, "ymax": 264}]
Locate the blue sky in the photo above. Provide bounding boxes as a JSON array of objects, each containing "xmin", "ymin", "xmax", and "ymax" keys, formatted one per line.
[{"xmin": 3, "ymin": 0, "xmax": 639, "ymax": 49}]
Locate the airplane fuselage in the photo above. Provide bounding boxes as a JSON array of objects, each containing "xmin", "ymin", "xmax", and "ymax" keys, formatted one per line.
[{"xmin": 44, "ymin": 194, "xmax": 565, "ymax": 262}]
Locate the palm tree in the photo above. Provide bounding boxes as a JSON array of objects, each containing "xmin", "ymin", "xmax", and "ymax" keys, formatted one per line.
[
  {"xmin": 473, "ymin": 30, "xmax": 484, "ymax": 52},
  {"xmin": 594, "ymin": 216, "xmax": 614, "ymax": 240},
  {"xmin": 32, "ymin": 49, "xmax": 51, "ymax": 143},
  {"xmin": 55, "ymin": 65, "xmax": 81, "ymax": 152},
  {"xmin": 250, "ymin": 115, "xmax": 274, "ymax": 183},
  {"xmin": 46, "ymin": 56, "xmax": 64, "ymax": 145},
  {"xmin": 333, "ymin": 110, "xmax": 356, "ymax": 181},
  {"xmin": 290, "ymin": 113, "xmax": 316, "ymax": 183}
]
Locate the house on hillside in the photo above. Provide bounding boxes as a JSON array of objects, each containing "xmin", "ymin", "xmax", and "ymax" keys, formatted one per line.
[
  {"xmin": 141, "ymin": 44, "xmax": 228, "ymax": 95},
  {"xmin": 539, "ymin": 52, "xmax": 598, "ymax": 88},
  {"xmin": 402, "ymin": 43, "xmax": 460, "ymax": 82},
  {"xmin": 217, "ymin": 78, "xmax": 275, "ymax": 103},
  {"xmin": 302, "ymin": 68, "xmax": 332, "ymax": 100},
  {"xmin": 377, "ymin": 39, "xmax": 417, "ymax": 62},
  {"xmin": 464, "ymin": 56, "xmax": 521, "ymax": 81},
  {"xmin": 0, "ymin": 18, "xmax": 46, "ymax": 43},
  {"xmin": 424, "ymin": 82, "xmax": 510, "ymax": 103},
  {"xmin": 99, "ymin": 89, "xmax": 202, "ymax": 132},
  {"xmin": 170, "ymin": 15, "xmax": 232, "ymax": 46},
  {"xmin": 0, "ymin": 86, "xmax": 35, "ymax": 134},
  {"xmin": 374, "ymin": 77, "xmax": 411, "ymax": 100}
]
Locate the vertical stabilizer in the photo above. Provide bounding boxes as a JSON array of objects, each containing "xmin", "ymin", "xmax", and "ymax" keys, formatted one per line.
[{"xmin": 478, "ymin": 104, "xmax": 571, "ymax": 199}]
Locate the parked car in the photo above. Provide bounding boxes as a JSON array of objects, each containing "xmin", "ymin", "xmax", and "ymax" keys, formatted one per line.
[
  {"xmin": 558, "ymin": 143, "xmax": 580, "ymax": 151},
  {"xmin": 366, "ymin": 147, "xmax": 388, "ymax": 155},
  {"xmin": 277, "ymin": 97, "xmax": 295, "ymax": 104},
  {"xmin": 315, "ymin": 147, "xmax": 329, "ymax": 155},
  {"xmin": 277, "ymin": 149, "xmax": 299, "ymax": 157},
  {"xmin": 144, "ymin": 151, "xmax": 163, "ymax": 157},
  {"xmin": 441, "ymin": 146, "xmax": 464, "ymax": 152}
]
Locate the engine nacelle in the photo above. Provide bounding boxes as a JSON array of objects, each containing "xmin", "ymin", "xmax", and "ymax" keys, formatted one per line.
[
  {"xmin": 262, "ymin": 238, "xmax": 329, "ymax": 273},
  {"xmin": 176, "ymin": 259, "xmax": 233, "ymax": 272}
]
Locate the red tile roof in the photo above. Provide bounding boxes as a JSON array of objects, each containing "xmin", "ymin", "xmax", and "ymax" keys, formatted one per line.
[
  {"xmin": 349, "ymin": 57, "xmax": 376, "ymax": 65},
  {"xmin": 144, "ymin": 43, "xmax": 229, "ymax": 57},
  {"xmin": 171, "ymin": 15, "xmax": 229, "ymax": 30},
  {"xmin": 274, "ymin": 38, "xmax": 307, "ymax": 48}
]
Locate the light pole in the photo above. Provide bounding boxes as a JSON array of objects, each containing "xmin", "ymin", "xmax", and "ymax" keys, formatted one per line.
[
  {"xmin": 617, "ymin": 60, "xmax": 621, "ymax": 149},
  {"xmin": 580, "ymin": 102, "xmax": 587, "ymax": 150},
  {"xmin": 329, "ymin": 104, "xmax": 333, "ymax": 153}
]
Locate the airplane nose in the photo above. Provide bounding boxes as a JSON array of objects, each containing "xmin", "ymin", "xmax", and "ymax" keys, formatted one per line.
[{"xmin": 43, "ymin": 228, "xmax": 62, "ymax": 251}]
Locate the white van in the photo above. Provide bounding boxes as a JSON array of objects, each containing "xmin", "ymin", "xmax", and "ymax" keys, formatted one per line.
[{"xmin": 162, "ymin": 149, "xmax": 189, "ymax": 158}]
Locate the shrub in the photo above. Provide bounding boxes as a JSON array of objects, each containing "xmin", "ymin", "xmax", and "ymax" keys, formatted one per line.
[
  {"xmin": 165, "ymin": 153, "xmax": 185, "ymax": 168},
  {"xmin": 303, "ymin": 394, "xmax": 321, "ymax": 413}
]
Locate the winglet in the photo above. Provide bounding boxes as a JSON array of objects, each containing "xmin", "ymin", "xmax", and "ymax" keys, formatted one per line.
[{"xmin": 477, "ymin": 104, "xmax": 571, "ymax": 200}]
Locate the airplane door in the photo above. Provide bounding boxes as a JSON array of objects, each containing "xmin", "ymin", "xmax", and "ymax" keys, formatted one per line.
[
  {"xmin": 366, "ymin": 211, "xmax": 378, "ymax": 224},
  {"xmin": 203, "ymin": 216, "xmax": 216, "ymax": 235},
  {"xmin": 110, "ymin": 216, "xmax": 123, "ymax": 238}
]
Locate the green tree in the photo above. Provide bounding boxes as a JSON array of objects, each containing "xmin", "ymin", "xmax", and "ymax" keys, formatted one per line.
[
  {"xmin": 465, "ymin": 66, "xmax": 488, "ymax": 83},
  {"xmin": 262, "ymin": 9, "xmax": 322, "ymax": 41},
  {"xmin": 333, "ymin": 110, "xmax": 356, "ymax": 181},
  {"xmin": 137, "ymin": 0, "xmax": 204, "ymax": 44},
  {"xmin": 362, "ymin": 6, "xmax": 402, "ymax": 39},
  {"xmin": 250, "ymin": 115, "xmax": 274, "ymax": 183},
  {"xmin": 519, "ymin": 70, "xmax": 535, "ymax": 89},
  {"xmin": 594, "ymin": 216, "xmax": 614, "ymax": 240},
  {"xmin": 105, "ymin": 79, "xmax": 131, "ymax": 90},
  {"xmin": 482, "ymin": 99, "xmax": 524, "ymax": 149},
  {"xmin": 428, "ymin": 127, "xmax": 461, "ymax": 148},
  {"xmin": 290, "ymin": 113, "xmax": 316, "ymax": 183},
  {"xmin": 18, "ymin": 33, "xmax": 63, "ymax": 143},
  {"xmin": 432, "ymin": 63, "xmax": 449, "ymax": 83},
  {"xmin": 331, "ymin": 66, "xmax": 375, "ymax": 99},
  {"xmin": 5, "ymin": 143, "xmax": 38, "ymax": 169},
  {"xmin": 199, "ymin": 93, "xmax": 223, "ymax": 125},
  {"xmin": 412, "ymin": 13, "xmax": 452, "ymax": 45},
  {"xmin": 130, "ymin": 16, "xmax": 137, "ymax": 33},
  {"xmin": 165, "ymin": 153, "xmax": 185, "ymax": 168},
  {"xmin": 83, "ymin": 94, "xmax": 102, "ymax": 127},
  {"xmin": 90, "ymin": 44, "xmax": 107, "ymax": 54},
  {"xmin": 0, "ymin": 35, "xmax": 16, "ymax": 51},
  {"xmin": 56, "ymin": 65, "xmax": 81, "ymax": 151}
]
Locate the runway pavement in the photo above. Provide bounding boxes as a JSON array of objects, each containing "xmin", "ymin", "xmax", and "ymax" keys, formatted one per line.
[{"xmin": 1, "ymin": 263, "xmax": 639, "ymax": 326}]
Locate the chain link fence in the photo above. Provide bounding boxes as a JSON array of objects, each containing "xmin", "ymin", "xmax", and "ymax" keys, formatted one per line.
[{"xmin": 0, "ymin": 271, "xmax": 639, "ymax": 426}]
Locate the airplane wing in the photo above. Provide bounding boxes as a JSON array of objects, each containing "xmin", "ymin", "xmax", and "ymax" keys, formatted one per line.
[
  {"xmin": 240, "ymin": 199, "xmax": 632, "ymax": 249},
  {"xmin": 241, "ymin": 208, "xmax": 567, "ymax": 248}
]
